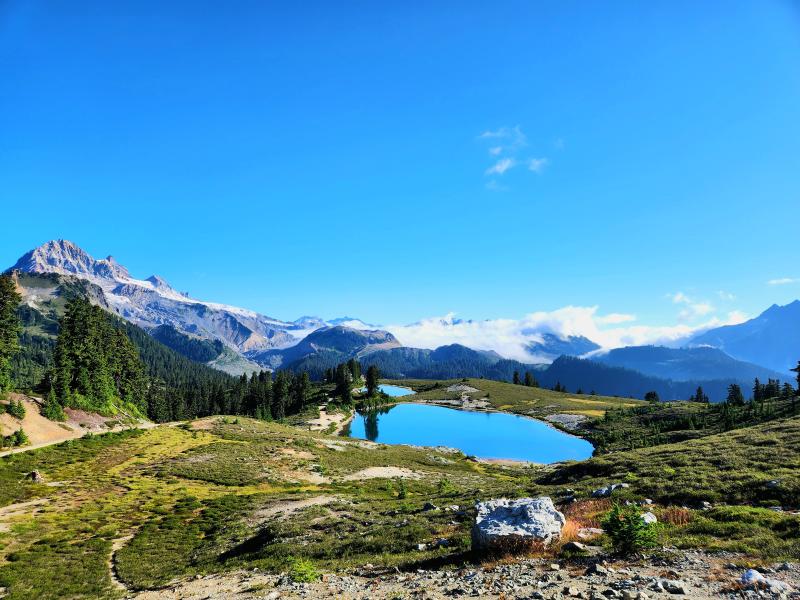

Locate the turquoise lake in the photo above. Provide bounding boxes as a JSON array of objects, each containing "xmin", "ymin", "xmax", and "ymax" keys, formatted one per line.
[{"xmin": 345, "ymin": 402, "xmax": 594, "ymax": 463}]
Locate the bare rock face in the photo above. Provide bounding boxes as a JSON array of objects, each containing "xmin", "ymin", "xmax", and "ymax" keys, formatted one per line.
[{"xmin": 472, "ymin": 497, "xmax": 565, "ymax": 553}]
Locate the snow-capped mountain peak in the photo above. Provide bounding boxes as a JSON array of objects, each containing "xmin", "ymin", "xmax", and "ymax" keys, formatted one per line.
[{"xmin": 8, "ymin": 240, "xmax": 306, "ymax": 357}]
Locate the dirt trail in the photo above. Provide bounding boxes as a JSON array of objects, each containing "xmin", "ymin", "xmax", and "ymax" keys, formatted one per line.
[
  {"xmin": 307, "ymin": 406, "xmax": 352, "ymax": 435},
  {"xmin": 108, "ymin": 534, "xmax": 134, "ymax": 592},
  {"xmin": 0, "ymin": 394, "xmax": 158, "ymax": 458}
]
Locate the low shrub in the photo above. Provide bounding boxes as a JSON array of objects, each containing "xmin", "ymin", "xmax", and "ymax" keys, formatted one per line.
[{"xmin": 602, "ymin": 502, "xmax": 659, "ymax": 555}]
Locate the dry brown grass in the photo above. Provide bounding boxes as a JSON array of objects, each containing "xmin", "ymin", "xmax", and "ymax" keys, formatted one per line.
[
  {"xmin": 562, "ymin": 499, "xmax": 611, "ymax": 529},
  {"xmin": 660, "ymin": 506, "xmax": 693, "ymax": 527}
]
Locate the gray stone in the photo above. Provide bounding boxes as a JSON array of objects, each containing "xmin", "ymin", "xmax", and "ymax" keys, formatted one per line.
[
  {"xmin": 641, "ymin": 511, "xmax": 657, "ymax": 525},
  {"xmin": 660, "ymin": 579, "xmax": 686, "ymax": 594},
  {"xmin": 471, "ymin": 497, "xmax": 565, "ymax": 552}
]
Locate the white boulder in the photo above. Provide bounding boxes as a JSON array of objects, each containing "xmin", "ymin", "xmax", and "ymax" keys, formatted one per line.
[
  {"xmin": 472, "ymin": 497, "xmax": 565, "ymax": 552},
  {"xmin": 641, "ymin": 511, "xmax": 658, "ymax": 525}
]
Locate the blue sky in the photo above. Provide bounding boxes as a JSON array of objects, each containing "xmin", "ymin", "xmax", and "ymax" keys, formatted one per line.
[{"xmin": 2, "ymin": 1, "xmax": 800, "ymax": 334}]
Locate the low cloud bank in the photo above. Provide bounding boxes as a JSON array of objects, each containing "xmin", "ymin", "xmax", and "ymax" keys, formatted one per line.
[{"xmin": 384, "ymin": 306, "xmax": 747, "ymax": 363}]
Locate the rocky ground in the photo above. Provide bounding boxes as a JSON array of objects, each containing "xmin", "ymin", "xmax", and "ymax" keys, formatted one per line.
[{"xmin": 131, "ymin": 551, "xmax": 798, "ymax": 599}]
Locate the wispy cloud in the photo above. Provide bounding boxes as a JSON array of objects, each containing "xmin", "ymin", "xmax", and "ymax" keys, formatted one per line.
[
  {"xmin": 478, "ymin": 126, "xmax": 549, "ymax": 188},
  {"xmin": 668, "ymin": 291, "xmax": 715, "ymax": 321},
  {"xmin": 595, "ymin": 313, "xmax": 637, "ymax": 325},
  {"xmin": 767, "ymin": 277, "xmax": 798, "ymax": 286},
  {"xmin": 478, "ymin": 126, "xmax": 527, "ymax": 149},
  {"xmin": 717, "ymin": 290, "xmax": 736, "ymax": 301},
  {"xmin": 528, "ymin": 157, "xmax": 549, "ymax": 173},
  {"xmin": 485, "ymin": 158, "xmax": 516, "ymax": 176}
]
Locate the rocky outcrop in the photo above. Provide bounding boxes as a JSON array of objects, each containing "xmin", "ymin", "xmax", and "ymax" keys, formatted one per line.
[
  {"xmin": 592, "ymin": 482, "xmax": 630, "ymax": 498},
  {"xmin": 472, "ymin": 497, "xmax": 565, "ymax": 552}
]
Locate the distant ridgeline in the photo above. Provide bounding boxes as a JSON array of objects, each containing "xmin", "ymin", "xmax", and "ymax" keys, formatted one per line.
[{"xmin": 5, "ymin": 276, "xmax": 317, "ymax": 422}]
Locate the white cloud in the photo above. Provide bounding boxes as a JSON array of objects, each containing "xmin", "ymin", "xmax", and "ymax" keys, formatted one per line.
[
  {"xmin": 383, "ymin": 306, "xmax": 741, "ymax": 364},
  {"xmin": 725, "ymin": 310, "xmax": 749, "ymax": 324},
  {"xmin": 528, "ymin": 157, "xmax": 549, "ymax": 173},
  {"xmin": 489, "ymin": 146, "xmax": 502, "ymax": 156},
  {"xmin": 595, "ymin": 313, "xmax": 637, "ymax": 325},
  {"xmin": 485, "ymin": 158, "xmax": 516, "ymax": 176},
  {"xmin": 669, "ymin": 292, "xmax": 690, "ymax": 304},
  {"xmin": 717, "ymin": 290, "xmax": 736, "ymax": 301},
  {"xmin": 478, "ymin": 126, "xmax": 527, "ymax": 148},
  {"xmin": 767, "ymin": 277, "xmax": 798, "ymax": 285},
  {"xmin": 668, "ymin": 291, "xmax": 715, "ymax": 321}
]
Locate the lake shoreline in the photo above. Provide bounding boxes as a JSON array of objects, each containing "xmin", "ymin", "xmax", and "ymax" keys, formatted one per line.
[{"xmin": 345, "ymin": 401, "xmax": 594, "ymax": 463}]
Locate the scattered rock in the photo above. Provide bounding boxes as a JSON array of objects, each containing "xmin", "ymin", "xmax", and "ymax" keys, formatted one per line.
[
  {"xmin": 26, "ymin": 470, "xmax": 43, "ymax": 483},
  {"xmin": 585, "ymin": 563, "xmax": 609, "ymax": 576},
  {"xmin": 740, "ymin": 568, "xmax": 792, "ymax": 593},
  {"xmin": 660, "ymin": 579, "xmax": 686, "ymax": 594},
  {"xmin": 471, "ymin": 497, "xmax": 565, "ymax": 552},
  {"xmin": 592, "ymin": 483, "xmax": 630, "ymax": 498},
  {"xmin": 422, "ymin": 502, "xmax": 438, "ymax": 512},
  {"xmin": 641, "ymin": 512, "xmax": 657, "ymax": 525},
  {"xmin": 562, "ymin": 541, "xmax": 588, "ymax": 553}
]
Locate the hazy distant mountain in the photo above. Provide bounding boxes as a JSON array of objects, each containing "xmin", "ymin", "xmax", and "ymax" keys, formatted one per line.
[
  {"xmin": 689, "ymin": 301, "xmax": 800, "ymax": 375},
  {"xmin": 595, "ymin": 345, "xmax": 788, "ymax": 383},
  {"xmin": 341, "ymin": 343, "xmax": 541, "ymax": 382},
  {"xmin": 257, "ymin": 326, "xmax": 402, "ymax": 375},
  {"xmin": 526, "ymin": 333, "xmax": 601, "ymax": 360},
  {"xmin": 539, "ymin": 356, "xmax": 748, "ymax": 403}
]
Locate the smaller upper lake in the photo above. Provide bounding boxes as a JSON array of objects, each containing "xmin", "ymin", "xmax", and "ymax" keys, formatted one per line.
[
  {"xmin": 375, "ymin": 384, "xmax": 416, "ymax": 397},
  {"xmin": 346, "ymin": 403, "xmax": 593, "ymax": 463}
]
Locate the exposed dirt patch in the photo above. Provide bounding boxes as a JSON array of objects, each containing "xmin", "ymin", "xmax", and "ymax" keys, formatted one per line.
[
  {"xmin": 278, "ymin": 447, "xmax": 315, "ymax": 460},
  {"xmin": 446, "ymin": 384, "xmax": 479, "ymax": 393},
  {"xmin": 342, "ymin": 466, "xmax": 424, "ymax": 481},
  {"xmin": 0, "ymin": 393, "xmax": 155, "ymax": 457},
  {"xmin": 249, "ymin": 495, "xmax": 337, "ymax": 525},
  {"xmin": 307, "ymin": 407, "xmax": 353, "ymax": 435}
]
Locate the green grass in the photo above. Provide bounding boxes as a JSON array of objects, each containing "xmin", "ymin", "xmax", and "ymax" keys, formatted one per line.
[
  {"xmin": 384, "ymin": 378, "xmax": 644, "ymax": 420},
  {"xmin": 2, "ymin": 412, "xmax": 800, "ymax": 598},
  {"xmin": 537, "ymin": 416, "xmax": 800, "ymax": 508},
  {"xmin": 589, "ymin": 397, "xmax": 800, "ymax": 453}
]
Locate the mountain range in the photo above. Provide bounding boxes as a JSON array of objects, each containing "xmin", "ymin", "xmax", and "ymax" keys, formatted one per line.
[{"xmin": 6, "ymin": 240, "xmax": 799, "ymax": 401}]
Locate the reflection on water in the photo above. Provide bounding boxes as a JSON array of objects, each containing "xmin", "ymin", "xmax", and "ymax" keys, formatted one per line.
[{"xmin": 346, "ymin": 402, "xmax": 594, "ymax": 463}]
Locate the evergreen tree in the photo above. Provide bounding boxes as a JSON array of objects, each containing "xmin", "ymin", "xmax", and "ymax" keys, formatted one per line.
[
  {"xmin": 524, "ymin": 371, "xmax": 538, "ymax": 387},
  {"xmin": 347, "ymin": 358, "xmax": 361, "ymax": 382},
  {"xmin": 644, "ymin": 391, "xmax": 660, "ymax": 403},
  {"xmin": 691, "ymin": 385, "xmax": 708, "ymax": 403},
  {"xmin": 42, "ymin": 387, "xmax": 66, "ymax": 421},
  {"xmin": 291, "ymin": 371, "xmax": 310, "ymax": 412},
  {"xmin": 365, "ymin": 365, "xmax": 380, "ymax": 397},
  {"xmin": 0, "ymin": 275, "xmax": 21, "ymax": 396},
  {"xmin": 334, "ymin": 363, "xmax": 353, "ymax": 403},
  {"xmin": 726, "ymin": 383, "xmax": 745, "ymax": 406},
  {"xmin": 752, "ymin": 378, "xmax": 763, "ymax": 403},
  {"xmin": 271, "ymin": 370, "xmax": 289, "ymax": 420},
  {"xmin": 512, "ymin": 370, "xmax": 521, "ymax": 385}
]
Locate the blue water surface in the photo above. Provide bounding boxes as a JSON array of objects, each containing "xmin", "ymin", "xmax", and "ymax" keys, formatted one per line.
[{"xmin": 346, "ymin": 403, "xmax": 593, "ymax": 463}]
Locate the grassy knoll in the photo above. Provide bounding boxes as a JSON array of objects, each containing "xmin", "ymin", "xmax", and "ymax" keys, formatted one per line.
[
  {"xmin": 384, "ymin": 377, "xmax": 644, "ymax": 419},
  {"xmin": 589, "ymin": 396, "xmax": 800, "ymax": 453},
  {"xmin": 538, "ymin": 416, "xmax": 800, "ymax": 508},
  {"xmin": 1, "ymin": 414, "xmax": 799, "ymax": 598}
]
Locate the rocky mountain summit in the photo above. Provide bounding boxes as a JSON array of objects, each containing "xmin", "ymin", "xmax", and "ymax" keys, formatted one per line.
[{"xmin": 7, "ymin": 240, "xmax": 348, "ymax": 369}]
